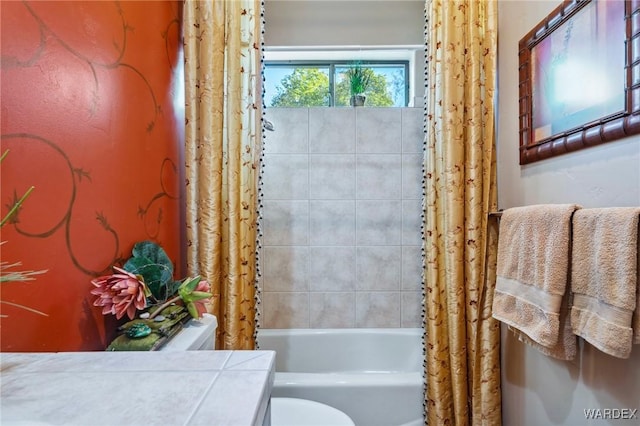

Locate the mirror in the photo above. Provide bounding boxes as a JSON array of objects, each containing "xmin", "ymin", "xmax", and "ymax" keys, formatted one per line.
[{"xmin": 518, "ymin": 0, "xmax": 640, "ymax": 165}]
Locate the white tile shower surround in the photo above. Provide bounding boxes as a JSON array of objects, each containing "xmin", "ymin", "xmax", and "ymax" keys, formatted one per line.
[{"xmin": 261, "ymin": 107, "xmax": 424, "ymax": 329}]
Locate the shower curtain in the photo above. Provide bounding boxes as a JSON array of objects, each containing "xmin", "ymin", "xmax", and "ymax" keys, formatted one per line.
[
  {"xmin": 423, "ymin": 0, "xmax": 501, "ymax": 424},
  {"xmin": 183, "ymin": 0, "xmax": 263, "ymax": 350}
]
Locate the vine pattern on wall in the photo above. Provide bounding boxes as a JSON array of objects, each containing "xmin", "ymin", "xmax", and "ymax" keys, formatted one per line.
[
  {"xmin": 2, "ymin": 133, "xmax": 121, "ymax": 276},
  {"xmin": 1, "ymin": 1, "xmax": 181, "ymax": 277},
  {"xmin": 2, "ymin": 1, "xmax": 160, "ymax": 129},
  {"xmin": 138, "ymin": 158, "xmax": 180, "ymax": 240}
]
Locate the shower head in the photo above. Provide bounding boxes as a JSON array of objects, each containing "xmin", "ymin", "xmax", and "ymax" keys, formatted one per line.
[{"xmin": 264, "ymin": 119, "xmax": 275, "ymax": 132}]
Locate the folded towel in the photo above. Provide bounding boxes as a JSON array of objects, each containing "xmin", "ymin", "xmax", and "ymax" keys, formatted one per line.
[
  {"xmin": 492, "ymin": 204, "xmax": 580, "ymax": 352},
  {"xmin": 570, "ymin": 207, "xmax": 640, "ymax": 359}
]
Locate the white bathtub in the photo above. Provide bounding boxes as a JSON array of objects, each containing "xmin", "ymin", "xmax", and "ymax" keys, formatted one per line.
[{"xmin": 257, "ymin": 328, "xmax": 425, "ymax": 426}]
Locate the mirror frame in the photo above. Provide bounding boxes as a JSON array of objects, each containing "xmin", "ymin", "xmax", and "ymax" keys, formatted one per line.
[{"xmin": 518, "ymin": 0, "xmax": 640, "ymax": 165}]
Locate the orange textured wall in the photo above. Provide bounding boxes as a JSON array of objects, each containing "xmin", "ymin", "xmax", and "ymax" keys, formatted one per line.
[{"xmin": 1, "ymin": 1, "xmax": 184, "ymax": 351}]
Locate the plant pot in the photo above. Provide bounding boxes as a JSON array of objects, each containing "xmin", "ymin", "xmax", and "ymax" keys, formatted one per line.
[{"xmin": 350, "ymin": 94, "xmax": 366, "ymax": 107}]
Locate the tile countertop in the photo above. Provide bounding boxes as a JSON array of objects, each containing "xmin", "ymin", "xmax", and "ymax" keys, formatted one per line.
[{"xmin": 0, "ymin": 350, "xmax": 275, "ymax": 426}]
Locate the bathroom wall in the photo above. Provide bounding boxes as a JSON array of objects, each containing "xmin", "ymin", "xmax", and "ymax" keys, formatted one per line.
[
  {"xmin": 497, "ymin": 1, "xmax": 640, "ymax": 424},
  {"xmin": 264, "ymin": 0, "xmax": 426, "ymax": 107},
  {"xmin": 1, "ymin": 1, "xmax": 184, "ymax": 351},
  {"xmin": 261, "ymin": 107, "xmax": 423, "ymax": 328},
  {"xmin": 264, "ymin": 0, "xmax": 424, "ymax": 47}
]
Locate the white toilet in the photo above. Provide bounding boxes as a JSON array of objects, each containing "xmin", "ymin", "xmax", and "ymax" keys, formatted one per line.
[
  {"xmin": 270, "ymin": 397, "xmax": 355, "ymax": 426},
  {"xmin": 161, "ymin": 318, "xmax": 353, "ymax": 425}
]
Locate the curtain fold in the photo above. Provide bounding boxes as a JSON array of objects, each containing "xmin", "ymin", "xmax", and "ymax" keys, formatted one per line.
[
  {"xmin": 183, "ymin": 0, "xmax": 262, "ymax": 350},
  {"xmin": 423, "ymin": 0, "xmax": 501, "ymax": 424}
]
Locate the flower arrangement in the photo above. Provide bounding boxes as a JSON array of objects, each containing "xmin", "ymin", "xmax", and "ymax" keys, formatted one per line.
[
  {"xmin": 91, "ymin": 241, "xmax": 213, "ymax": 350},
  {"xmin": 91, "ymin": 240, "xmax": 212, "ymax": 321}
]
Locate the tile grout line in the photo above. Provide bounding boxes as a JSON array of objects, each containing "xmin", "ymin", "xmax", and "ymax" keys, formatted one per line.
[{"xmin": 182, "ymin": 351, "xmax": 232, "ymax": 426}]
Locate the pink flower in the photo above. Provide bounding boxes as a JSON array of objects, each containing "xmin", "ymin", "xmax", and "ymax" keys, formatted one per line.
[
  {"xmin": 192, "ymin": 280, "xmax": 211, "ymax": 317},
  {"xmin": 90, "ymin": 266, "xmax": 147, "ymax": 320}
]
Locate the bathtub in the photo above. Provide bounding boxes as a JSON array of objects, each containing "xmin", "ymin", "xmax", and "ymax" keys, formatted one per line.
[{"xmin": 257, "ymin": 328, "xmax": 425, "ymax": 426}]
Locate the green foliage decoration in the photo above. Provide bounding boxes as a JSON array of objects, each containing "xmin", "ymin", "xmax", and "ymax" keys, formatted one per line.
[
  {"xmin": 335, "ymin": 72, "xmax": 393, "ymax": 106},
  {"xmin": 345, "ymin": 61, "xmax": 372, "ymax": 95},
  {"xmin": 123, "ymin": 240, "xmax": 177, "ymax": 301}
]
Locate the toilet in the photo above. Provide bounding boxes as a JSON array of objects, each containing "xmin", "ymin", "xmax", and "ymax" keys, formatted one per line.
[
  {"xmin": 270, "ymin": 397, "xmax": 355, "ymax": 426},
  {"xmin": 160, "ymin": 317, "xmax": 353, "ymax": 425},
  {"xmin": 160, "ymin": 313, "xmax": 218, "ymax": 351}
]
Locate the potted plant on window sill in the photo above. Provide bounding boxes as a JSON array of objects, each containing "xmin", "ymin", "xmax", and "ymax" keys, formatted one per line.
[{"xmin": 346, "ymin": 62, "xmax": 372, "ymax": 107}]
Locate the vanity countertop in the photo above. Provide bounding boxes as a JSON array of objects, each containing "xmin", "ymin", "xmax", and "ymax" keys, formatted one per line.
[{"xmin": 1, "ymin": 350, "xmax": 275, "ymax": 426}]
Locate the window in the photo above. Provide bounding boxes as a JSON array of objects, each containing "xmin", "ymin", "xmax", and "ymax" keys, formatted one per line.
[{"xmin": 264, "ymin": 60, "xmax": 409, "ymax": 108}]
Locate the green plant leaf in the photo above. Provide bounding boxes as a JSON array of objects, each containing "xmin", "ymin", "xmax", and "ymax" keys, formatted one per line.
[
  {"xmin": 189, "ymin": 291, "xmax": 213, "ymax": 301},
  {"xmin": 168, "ymin": 279, "xmax": 182, "ymax": 296},
  {"xmin": 123, "ymin": 257, "xmax": 172, "ymax": 301},
  {"xmin": 123, "ymin": 241, "xmax": 175, "ymax": 301},
  {"xmin": 177, "ymin": 276, "xmax": 201, "ymax": 300},
  {"xmin": 345, "ymin": 61, "xmax": 373, "ymax": 96},
  {"xmin": 131, "ymin": 241, "xmax": 174, "ymax": 276},
  {"xmin": 186, "ymin": 302, "xmax": 199, "ymax": 319}
]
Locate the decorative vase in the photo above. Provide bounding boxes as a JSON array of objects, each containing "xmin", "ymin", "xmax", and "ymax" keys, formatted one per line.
[{"xmin": 350, "ymin": 94, "xmax": 366, "ymax": 107}]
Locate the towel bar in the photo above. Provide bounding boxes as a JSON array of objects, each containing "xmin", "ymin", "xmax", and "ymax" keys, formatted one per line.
[{"xmin": 489, "ymin": 210, "xmax": 639, "ymax": 220}]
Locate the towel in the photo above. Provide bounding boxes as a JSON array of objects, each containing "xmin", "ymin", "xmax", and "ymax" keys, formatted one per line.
[
  {"xmin": 635, "ymin": 236, "xmax": 640, "ymax": 344},
  {"xmin": 635, "ymin": 258, "xmax": 640, "ymax": 344},
  {"xmin": 570, "ymin": 207, "xmax": 640, "ymax": 359},
  {"xmin": 492, "ymin": 204, "xmax": 580, "ymax": 354},
  {"xmin": 507, "ymin": 288, "xmax": 577, "ymax": 361}
]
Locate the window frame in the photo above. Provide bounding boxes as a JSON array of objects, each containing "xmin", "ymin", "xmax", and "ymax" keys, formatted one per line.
[{"xmin": 264, "ymin": 60, "xmax": 410, "ymax": 107}]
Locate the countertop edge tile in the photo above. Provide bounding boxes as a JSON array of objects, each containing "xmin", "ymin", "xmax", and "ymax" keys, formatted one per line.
[{"xmin": 1, "ymin": 350, "xmax": 275, "ymax": 426}]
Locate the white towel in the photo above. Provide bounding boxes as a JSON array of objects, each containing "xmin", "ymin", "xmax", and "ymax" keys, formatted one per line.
[
  {"xmin": 507, "ymin": 290, "xmax": 576, "ymax": 361},
  {"xmin": 570, "ymin": 207, "xmax": 640, "ymax": 359},
  {"xmin": 492, "ymin": 204, "xmax": 580, "ymax": 359},
  {"xmin": 635, "ymin": 238, "xmax": 640, "ymax": 345}
]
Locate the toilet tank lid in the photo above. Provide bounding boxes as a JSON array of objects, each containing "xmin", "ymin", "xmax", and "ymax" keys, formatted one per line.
[{"xmin": 161, "ymin": 314, "xmax": 218, "ymax": 351}]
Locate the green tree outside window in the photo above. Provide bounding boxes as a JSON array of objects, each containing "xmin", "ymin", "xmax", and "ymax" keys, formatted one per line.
[
  {"xmin": 269, "ymin": 67, "xmax": 397, "ymax": 107},
  {"xmin": 270, "ymin": 68, "xmax": 331, "ymax": 107}
]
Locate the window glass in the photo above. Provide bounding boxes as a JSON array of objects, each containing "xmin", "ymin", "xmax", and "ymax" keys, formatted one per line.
[
  {"xmin": 334, "ymin": 64, "xmax": 406, "ymax": 107},
  {"xmin": 265, "ymin": 66, "xmax": 330, "ymax": 107},
  {"xmin": 264, "ymin": 61, "xmax": 408, "ymax": 107}
]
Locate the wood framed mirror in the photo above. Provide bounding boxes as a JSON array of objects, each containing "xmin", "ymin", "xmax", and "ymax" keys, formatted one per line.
[{"xmin": 518, "ymin": 0, "xmax": 640, "ymax": 165}]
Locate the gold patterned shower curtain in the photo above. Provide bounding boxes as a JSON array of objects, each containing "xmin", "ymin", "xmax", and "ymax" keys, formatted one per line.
[
  {"xmin": 423, "ymin": 0, "xmax": 501, "ymax": 424},
  {"xmin": 183, "ymin": 0, "xmax": 262, "ymax": 350}
]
